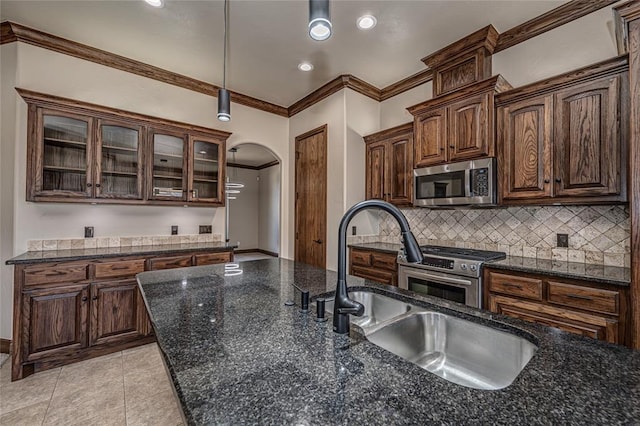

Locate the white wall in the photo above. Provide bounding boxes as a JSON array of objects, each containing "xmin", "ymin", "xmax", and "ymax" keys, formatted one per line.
[
  {"xmin": 259, "ymin": 164, "xmax": 280, "ymax": 254},
  {"xmin": 379, "ymin": 82, "xmax": 432, "ymax": 129},
  {"xmin": 227, "ymin": 167, "xmax": 259, "ymax": 250},
  {"xmin": 1, "ymin": 43, "xmax": 18, "ymax": 342},
  {"xmin": 0, "ymin": 42, "xmax": 290, "ymax": 339}
]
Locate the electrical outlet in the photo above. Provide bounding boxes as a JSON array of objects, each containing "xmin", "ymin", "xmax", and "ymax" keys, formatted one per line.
[
  {"xmin": 171, "ymin": 225, "xmax": 178, "ymax": 235},
  {"xmin": 352, "ymin": 226, "xmax": 357, "ymax": 236},
  {"xmin": 199, "ymin": 225, "xmax": 212, "ymax": 234},
  {"xmin": 557, "ymin": 233, "xmax": 569, "ymax": 248},
  {"xmin": 84, "ymin": 226, "xmax": 94, "ymax": 238}
]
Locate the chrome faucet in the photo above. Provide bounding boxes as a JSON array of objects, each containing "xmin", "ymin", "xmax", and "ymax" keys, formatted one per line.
[{"xmin": 333, "ymin": 200, "xmax": 424, "ymax": 334}]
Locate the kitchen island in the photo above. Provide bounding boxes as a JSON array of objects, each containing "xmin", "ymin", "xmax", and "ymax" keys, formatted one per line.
[{"xmin": 137, "ymin": 258, "xmax": 640, "ymax": 425}]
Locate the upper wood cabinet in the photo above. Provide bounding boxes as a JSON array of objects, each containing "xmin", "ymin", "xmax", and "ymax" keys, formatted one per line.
[
  {"xmin": 364, "ymin": 123, "xmax": 414, "ymax": 206},
  {"xmin": 20, "ymin": 89, "xmax": 231, "ymax": 207},
  {"xmin": 497, "ymin": 57, "xmax": 629, "ymax": 204},
  {"xmin": 408, "ymin": 76, "xmax": 510, "ymax": 168}
]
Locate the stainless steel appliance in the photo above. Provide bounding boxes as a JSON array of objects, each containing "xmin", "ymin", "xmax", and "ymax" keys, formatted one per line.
[
  {"xmin": 413, "ymin": 158, "xmax": 497, "ymax": 207},
  {"xmin": 397, "ymin": 245, "xmax": 506, "ymax": 308}
]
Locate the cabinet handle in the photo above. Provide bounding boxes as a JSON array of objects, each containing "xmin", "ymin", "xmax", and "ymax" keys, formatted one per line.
[
  {"xmin": 92, "ymin": 296, "xmax": 98, "ymax": 301},
  {"xmin": 82, "ymin": 296, "xmax": 88, "ymax": 302},
  {"xmin": 555, "ymin": 178, "xmax": 561, "ymax": 183},
  {"xmin": 544, "ymin": 179, "xmax": 550, "ymax": 184},
  {"xmin": 313, "ymin": 239, "xmax": 323, "ymax": 244},
  {"xmin": 567, "ymin": 294, "xmax": 593, "ymax": 301},
  {"xmin": 191, "ymin": 190, "xmax": 197, "ymax": 197},
  {"xmin": 95, "ymin": 183, "xmax": 101, "ymax": 188},
  {"xmin": 504, "ymin": 283, "xmax": 523, "ymax": 290},
  {"xmin": 440, "ymin": 148, "xmax": 445, "ymax": 151},
  {"xmin": 449, "ymin": 145, "xmax": 455, "ymax": 149},
  {"xmin": 86, "ymin": 183, "xmax": 92, "ymax": 188}
]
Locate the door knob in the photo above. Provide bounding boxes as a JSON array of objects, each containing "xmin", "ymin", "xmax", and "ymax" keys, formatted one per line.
[{"xmin": 313, "ymin": 239, "xmax": 323, "ymax": 244}]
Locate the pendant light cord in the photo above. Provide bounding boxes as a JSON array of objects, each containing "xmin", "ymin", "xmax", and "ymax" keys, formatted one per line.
[{"xmin": 223, "ymin": 0, "xmax": 228, "ymax": 89}]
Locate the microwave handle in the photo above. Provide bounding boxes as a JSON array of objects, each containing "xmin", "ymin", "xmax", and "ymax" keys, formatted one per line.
[{"xmin": 465, "ymin": 168, "xmax": 472, "ymax": 197}]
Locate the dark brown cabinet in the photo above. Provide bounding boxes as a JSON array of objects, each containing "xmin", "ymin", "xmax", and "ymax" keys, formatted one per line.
[
  {"xmin": 497, "ymin": 57, "xmax": 628, "ymax": 204},
  {"xmin": 484, "ymin": 268, "xmax": 629, "ymax": 346},
  {"xmin": 21, "ymin": 88, "xmax": 230, "ymax": 206},
  {"xmin": 364, "ymin": 123, "xmax": 413, "ymax": 206},
  {"xmin": 10, "ymin": 248, "xmax": 233, "ymax": 381},
  {"xmin": 409, "ymin": 76, "xmax": 509, "ymax": 168},
  {"xmin": 349, "ymin": 247, "xmax": 398, "ymax": 286}
]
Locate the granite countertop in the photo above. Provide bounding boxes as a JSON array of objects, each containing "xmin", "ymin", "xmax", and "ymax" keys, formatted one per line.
[
  {"xmin": 487, "ymin": 256, "xmax": 631, "ymax": 287},
  {"xmin": 347, "ymin": 242, "xmax": 402, "ymax": 254},
  {"xmin": 6, "ymin": 242, "xmax": 237, "ymax": 265},
  {"xmin": 137, "ymin": 258, "xmax": 640, "ymax": 425}
]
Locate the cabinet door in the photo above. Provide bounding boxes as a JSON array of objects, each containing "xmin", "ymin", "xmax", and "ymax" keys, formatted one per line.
[
  {"xmin": 387, "ymin": 134, "xmax": 414, "ymax": 206},
  {"xmin": 448, "ymin": 93, "xmax": 490, "ymax": 161},
  {"xmin": 498, "ymin": 95, "xmax": 553, "ymax": 200},
  {"xmin": 554, "ymin": 75, "xmax": 622, "ymax": 198},
  {"xmin": 414, "ymin": 108, "xmax": 447, "ymax": 167},
  {"xmin": 365, "ymin": 141, "xmax": 387, "ymax": 201},
  {"xmin": 148, "ymin": 129, "xmax": 187, "ymax": 201},
  {"xmin": 22, "ymin": 284, "xmax": 89, "ymax": 361},
  {"xmin": 90, "ymin": 280, "xmax": 143, "ymax": 346},
  {"xmin": 30, "ymin": 109, "xmax": 94, "ymax": 199},
  {"xmin": 96, "ymin": 120, "xmax": 144, "ymax": 199},
  {"xmin": 188, "ymin": 135, "xmax": 224, "ymax": 204}
]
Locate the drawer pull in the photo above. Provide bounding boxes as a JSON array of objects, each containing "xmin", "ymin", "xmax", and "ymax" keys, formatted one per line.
[
  {"xmin": 111, "ymin": 266, "xmax": 129, "ymax": 270},
  {"xmin": 567, "ymin": 294, "xmax": 593, "ymax": 301},
  {"xmin": 505, "ymin": 283, "xmax": 523, "ymax": 290}
]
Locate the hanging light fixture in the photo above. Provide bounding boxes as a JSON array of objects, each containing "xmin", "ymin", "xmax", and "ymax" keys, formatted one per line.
[
  {"xmin": 309, "ymin": 0, "xmax": 332, "ymax": 41},
  {"xmin": 217, "ymin": 0, "xmax": 231, "ymax": 121},
  {"xmin": 225, "ymin": 147, "xmax": 244, "ymax": 244}
]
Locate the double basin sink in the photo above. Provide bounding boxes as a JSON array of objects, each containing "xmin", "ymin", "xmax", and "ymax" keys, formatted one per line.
[{"xmin": 323, "ymin": 291, "xmax": 537, "ymax": 390}]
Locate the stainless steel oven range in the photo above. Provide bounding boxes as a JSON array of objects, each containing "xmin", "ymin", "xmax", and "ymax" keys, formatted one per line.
[{"xmin": 397, "ymin": 245, "xmax": 506, "ymax": 309}]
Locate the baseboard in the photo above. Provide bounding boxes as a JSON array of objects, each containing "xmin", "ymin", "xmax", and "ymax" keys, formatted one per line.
[
  {"xmin": 0, "ymin": 338, "xmax": 10, "ymax": 354},
  {"xmin": 234, "ymin": 248, "xmax": 279, "ymax": 257}
]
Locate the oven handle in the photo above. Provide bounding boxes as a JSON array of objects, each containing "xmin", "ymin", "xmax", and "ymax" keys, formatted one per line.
[{"xmin": 401, "ymin": 268, "xmax": 473, "ymax": 287}]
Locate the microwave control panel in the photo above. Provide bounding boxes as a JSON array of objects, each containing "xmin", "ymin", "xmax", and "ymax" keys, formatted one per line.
[{"xmin": 471, "ymin": 168, "xmax": 489, "ymax": 197}]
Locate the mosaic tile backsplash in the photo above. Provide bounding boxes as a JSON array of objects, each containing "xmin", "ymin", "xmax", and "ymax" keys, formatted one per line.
[
  {"xmin": 351, "ymin": 205, "xmax": 630, "ymax": 267},
  {"xmin": 27, "ymin": 233, "xmax": 223, "ymax": 251}
]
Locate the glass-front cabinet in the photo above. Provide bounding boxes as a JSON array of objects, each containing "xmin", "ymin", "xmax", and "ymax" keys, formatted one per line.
[
  {"xmin": 96, "ymin": 120, "xmax": 143, "ymax": 199},
  {"xmin": 22, "ymin": 89, "xmax": 230, "ymax": 206},
  {"xmin": 188, "ymin": 136, "xmax": 223, "ymax": 203},
  {"xmin": 31, "ymin": 110, "xmax": 93, "ymax": 198}
]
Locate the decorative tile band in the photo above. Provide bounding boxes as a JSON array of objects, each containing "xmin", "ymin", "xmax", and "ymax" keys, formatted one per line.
[
  {"xmin": 350, "ymin": 205, "xmax": 630, "ymax": 267},
  {"xmin": 28, "ymin": 234, "xmax": 223, "ymax": 252}
]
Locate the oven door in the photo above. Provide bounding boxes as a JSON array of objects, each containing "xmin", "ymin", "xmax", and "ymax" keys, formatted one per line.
[{"xmin": 398, "ymin": 265, "xmax": 480, "ymax": 308}]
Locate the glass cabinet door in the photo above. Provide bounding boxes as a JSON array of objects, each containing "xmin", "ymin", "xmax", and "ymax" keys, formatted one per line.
[
  {"xmin": 149, "ymin": 131, "xmax": 186, "ymax": 200},
  {"xmin": 188, "ymin": 136, "xmax": 223, "ymax": 203},
  {"xmin": 96, "ymin": 121, "xmax": 143, "ymax": 199},
  {"xmin": 38, "ymin": 111, "xmax": 93, "ymax": 197}
]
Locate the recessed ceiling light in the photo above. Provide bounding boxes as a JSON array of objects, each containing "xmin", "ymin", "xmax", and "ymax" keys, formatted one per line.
[
  {"xmin": 357, "ymin": 15, "xmax": 377, "ymax": 30},
  {"xmin": 298, "ymin": 62, "xmax": 314, "ymax": 72},
  {"xmin": 144, "ymin": 0, "xmax": 164, "ymax": 7}
]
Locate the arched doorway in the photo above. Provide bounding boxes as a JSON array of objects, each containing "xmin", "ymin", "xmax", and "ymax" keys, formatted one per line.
[{"xmin": 226, "ymin": 143, "xmax": 281, "ymax": 261}]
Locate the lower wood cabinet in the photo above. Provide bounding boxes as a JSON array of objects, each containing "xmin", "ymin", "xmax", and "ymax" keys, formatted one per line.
[
  {"xmin": 11, "ymin": 248, "xmax": 233, "ymax": 381},
  {"xmin": 484, "ymin": 268, "xmax": 629, "ymax": 346},
  {"xmin": 349, "ymin": 247, "xmax": 398, "ymax": 286}
]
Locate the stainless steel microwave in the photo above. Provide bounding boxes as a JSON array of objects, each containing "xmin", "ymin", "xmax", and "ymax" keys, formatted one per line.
[{"xmin": 413, "ymin": 158, "xmax": 497, "ymax": 207}]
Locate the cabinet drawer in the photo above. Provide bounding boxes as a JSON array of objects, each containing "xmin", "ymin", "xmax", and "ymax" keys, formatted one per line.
[
  {"xmin": 23, "ymin": 263, "xmax": 89, "ymax": 286},
  {"xmin": 370, "ymin": 252, "xmax": 397, "ymax": 271},
  {"xmin": 194, "ymin": 252, "xmax": 232, "ymax": 266},
  {"xmin": 548, "ymin": 281, "xmax": 619, "ymax": 315},
  {"xmin": 487, "ymin": 272, "xmax": 543, "ymax": 301},
  {"xmin": 350, "ymin": 249, "xmax": 372, "ymax": 267},
  {"xmin": 351, "ymin": 265, "xmax": 395, "ymax": 286},
  {"xmin": 95, "ymin": 259, "xmax": 145, "ymax": 280},
  {"xmin": 148, "ymin": 255, "xmax": 192, "ymax": 270}
]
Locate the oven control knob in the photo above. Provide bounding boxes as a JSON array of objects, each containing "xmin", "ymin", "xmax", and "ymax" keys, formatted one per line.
[
  {"xmin": 470, "ymin": 265, "xmax": 477, "ymax": 271},
  {"xmin": 461, "ymin": 264, "xmax": 467, "ymax": 270}
]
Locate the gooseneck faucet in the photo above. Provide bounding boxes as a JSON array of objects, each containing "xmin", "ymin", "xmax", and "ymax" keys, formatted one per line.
[{"xmin": 333, "ymin": 200, "xmax": 424, "ymax": 334}]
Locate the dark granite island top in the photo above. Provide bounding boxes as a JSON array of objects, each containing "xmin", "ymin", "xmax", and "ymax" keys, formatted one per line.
[{"xmin": 137, "ymin": 259, "xmax": 640, "ymax": 425}]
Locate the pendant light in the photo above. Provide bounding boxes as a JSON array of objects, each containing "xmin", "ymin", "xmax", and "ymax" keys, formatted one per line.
[
  {"xmin": 217, "ymin": 0, "xmax": 231, "ymax": 121},
  {"xmin": 309, "ymin": 0, "xmax": 331, "ymax": 41},
  {"xmin": 225, "ymin": 147, "xmax": 244, "ymax": 244}
]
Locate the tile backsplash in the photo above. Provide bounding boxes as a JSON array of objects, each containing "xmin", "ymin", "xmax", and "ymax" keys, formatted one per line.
[
  {"xmin": 359, "ymin": 205, "xmax": 630, "ymax": 267},
  {"xmin": 28, "ymin": 233, "xmax": 223, "ymax": 251}
]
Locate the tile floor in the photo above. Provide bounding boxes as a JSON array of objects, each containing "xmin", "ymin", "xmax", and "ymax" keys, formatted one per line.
[
  {"xmin": 0, "ymin": 344, "xmax": 182, "ymax": 426},
  {"xmin": 234, "ymin": 252, "xmax": 277, "ymax": 262}
]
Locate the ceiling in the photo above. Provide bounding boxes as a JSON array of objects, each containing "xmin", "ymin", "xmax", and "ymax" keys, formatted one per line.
[
  {"xmin": 227, "ymin": 143, "xmax": 279, "ymax": 167},
  {"xmin": 0, "ymin": 0, "xmax": 565, "ymax": 107}
]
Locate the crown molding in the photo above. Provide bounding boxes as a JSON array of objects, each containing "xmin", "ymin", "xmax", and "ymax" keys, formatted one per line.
[{"xmin": 227, "ymin": 160, "xmax": 279, "ymax": 170}]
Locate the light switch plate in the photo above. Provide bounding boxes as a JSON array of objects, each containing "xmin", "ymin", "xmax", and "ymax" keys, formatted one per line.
[
  {"xmin": 171, "ymin": 225, "xmax": 178, "ymax": 235},
  {"xmin": 557, "ymin": 233, "xmax": 569, "ymax": 248},
  {"xmin": 84, "ymin": 226, "xmax": 94, "ymax": 238}
]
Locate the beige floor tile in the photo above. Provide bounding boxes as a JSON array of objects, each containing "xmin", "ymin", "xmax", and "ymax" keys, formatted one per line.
[
  {"xmin": 45, "ymin": 403, "xmax": 126, "ymax": 426},
  {"xmin": 44, "ymin": 376, "xmax": 124, "ymax": 425},
  {"xmin": 123, "ymin": 344, "xmax": 163, "ymax": 373},
  {"xmin": 0, "ymin": 366, "xmax": 60, "ymax": 415},
  {"xmin": 0, "ymin": 401, "xmax": 49, "ymax": 426},
  {"xmin": 124, "ymin": 366, "xmax": 173, "ymax": 407},
  {"xmin": 55, "ymin": 352, "xmax": 123, "ymax": 396},
  {"xmin": 125, "ymin": 387, "xmax": 182, "ymax": 426}
]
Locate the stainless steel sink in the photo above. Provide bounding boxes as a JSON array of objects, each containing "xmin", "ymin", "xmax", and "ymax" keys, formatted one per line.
[
  {"xmin": 366, "ymin": 311, "xmax": 537, "ymax": 390},
  {"xmin": 323, "ymin": 291, "xmax": 415, "ymax": 331}
]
